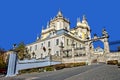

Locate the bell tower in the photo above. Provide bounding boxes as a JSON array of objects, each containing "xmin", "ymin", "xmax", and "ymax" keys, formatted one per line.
[
  {"xmin": 76, "ymin": 15, "xmax": 91, "ymax": 40},
  {"xmin": 49, "ymin": 10, "xmax": 70, "ymax": 31}
]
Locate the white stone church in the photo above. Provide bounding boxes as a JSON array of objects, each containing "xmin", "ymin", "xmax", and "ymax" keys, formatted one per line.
[{"xmin": 26, "ymin": 10, "xmax": 109, "ymax": 61}]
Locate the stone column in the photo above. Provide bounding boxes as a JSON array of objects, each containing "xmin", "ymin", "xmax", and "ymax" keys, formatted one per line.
[
  {"xmin": 72, "ymin": 48, "xmax": 74, "ymax": 58},
  {"xmin": 85, "ymin": 41, "xmax": 91, "ymax": 65},
  {"xmin": 104, "ymin": 39, "xmax": 108, "ymax": 63},
  {"xmin": 6, "ymin": 52, "xmax": 17, "ymax": 77},
  {"xmin": 104, "ymin": 38, "xmax": 110, "ymax": 54}
]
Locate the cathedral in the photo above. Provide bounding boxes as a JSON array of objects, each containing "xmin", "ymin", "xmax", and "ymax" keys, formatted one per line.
[
  {"xmin": 6, "ymin": 11, "xmax": 119, "ymax": 77},
  {"xmin": 26, "ymin": 10, "xmax": 109, "ymax": 60}
]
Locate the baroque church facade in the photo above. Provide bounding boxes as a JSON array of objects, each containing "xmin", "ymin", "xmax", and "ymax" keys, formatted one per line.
[{"xmin": 26, "ymin": 11, "xmax": 108, "ymax": 60}]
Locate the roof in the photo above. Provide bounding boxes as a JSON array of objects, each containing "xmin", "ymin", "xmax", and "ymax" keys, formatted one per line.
[{"xmin": 94, "ymin": 47, "xmax": 104, "ymax": 52}]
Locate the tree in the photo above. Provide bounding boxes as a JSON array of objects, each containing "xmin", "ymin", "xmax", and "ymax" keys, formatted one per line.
[
  {"xmin": 15, "ymin": 42, "xmax": 26, "ymax": 60},
  {"xmin": 15, "ymin": 42, "xmax": 31, "ymax": 60},
  {"xmin": 0, "ymin": 48, "xmax": 6, "ymax": 55},
  {"xmin": 0, "ymin": 48, "xmax": 6, "ymax": 68},
  {"xmin": 24, "ymin": 47, "xmax": 31, "ymax": 59}
]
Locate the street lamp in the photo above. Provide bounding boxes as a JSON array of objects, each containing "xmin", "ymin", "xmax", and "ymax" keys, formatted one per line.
[{"xmin": 13, "ymin": 44, "xmax": 16, "ymax": 51}]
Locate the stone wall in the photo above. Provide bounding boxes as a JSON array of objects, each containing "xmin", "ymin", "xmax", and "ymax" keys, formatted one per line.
[
  {"xmin": 62, "ymin": 56, "xmax": 88, "ymax": 63},
  {"xmin": 106, "ymin": 52, "xmax": 120, "ymax": 62}
]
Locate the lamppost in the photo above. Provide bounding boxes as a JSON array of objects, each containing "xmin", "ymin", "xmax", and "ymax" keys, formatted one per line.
[
  {"xmin": 48, "ymin": 48, "xmax": 51, "ymax": 65},
  {"xmin": 13, "ymin": 44, "xmax": 17, "ymax": 51}
]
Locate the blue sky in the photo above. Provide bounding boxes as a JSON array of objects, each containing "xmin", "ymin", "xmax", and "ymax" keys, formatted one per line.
[{"xmin": 0, "ymin": 0, "xmax": 120, "ymax": 50}]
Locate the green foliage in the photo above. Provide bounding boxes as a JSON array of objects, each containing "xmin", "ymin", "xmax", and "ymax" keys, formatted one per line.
[
  {"xmin": 64, "ymin": 63, "xmax": 74, "ymax": 68},
  {"xmin": 0, "ymin": 48, "xmax": 6, "ymax": 69},
  {"xmin": 15, "ymin": 42, "xmax": 31, "ymax": 60},
  {"xmin": 73, "ymin": 62, "xmax": 86, "ymax": 67},
  {"xmin": 44, "ymin": 66, "xmax": 54, "ymax": 71},
  {"xmin": 15, "ymin": 42, "xmax": 25, "ymax": 60},
  {"xmin": 64, "ymin": 62, "xmax": 86, "ymax": 68},
  {"xmin": 19, "ymin": 68, "xmax": 40, "ymax": 74},
  {"xmin": 0, "ymin": 57, "xmax": 7, "ymax": 69},
  {"xmin": 18, "ymin": 66, "xmax": 55, "ymax": 74},
  {"xmin": 107, "ymin": 60, "xmax": 118, "ymax": 65},
  {"xmin": 53, "ymin": 64, "xmax": 65, "ymax": 70}
]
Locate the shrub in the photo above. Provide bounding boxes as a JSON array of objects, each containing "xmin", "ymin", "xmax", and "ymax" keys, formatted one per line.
[
  {"xmin": 38, "ymin": 68, "xmax": 44, "ymax": 72},
  {"xmin": 117, "ymin": 62, "xmax": 120, "ymax": 68},
  {"xmin": 74, "ymin": 62, "xmax": 86, "ymax": 67},
  {"xmin": 19, "ymin": 68, "xmax": 41, "ymax": 74},
  {"xmin": 107, "ymin": 60, "xmax": 118, "ymax": 65},
  {"xmin": 64, "ymin": 63, "xmax": 74, "ymax": 68},
  {"xmin": 53, "ymin": 64, "xmax": 65, "ymax": 70},
  {"xmin": 0, "ymin": 54, "xmax": 7, "ymax": 69},
  {"xmin": 64, "ymin": 62, "xmax": 86, "ymax": 68},
  {"xmin": 0, "ymin": 63, "xmax": 7, "ymax": 69},
  {"xmin": 44, "ymin": 66, "xmax": 54, "ymax": 71},
  {"xmin": 19, "ymin": 66, "xmax": 56, "ymax": 74}
]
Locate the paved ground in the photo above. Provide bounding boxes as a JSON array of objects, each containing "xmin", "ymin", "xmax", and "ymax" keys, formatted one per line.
[
  {"xmin": 0, "ymin": 74, "xmax": 5, "ymax": 78},
  {"xmin": 1, "ymin": 63, "xmax": 120, "ymax": 80}
]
